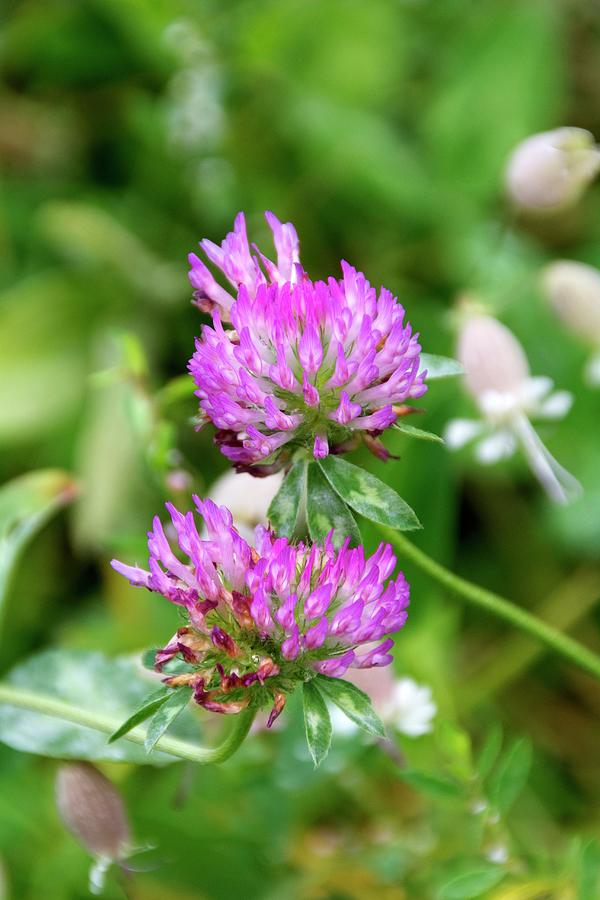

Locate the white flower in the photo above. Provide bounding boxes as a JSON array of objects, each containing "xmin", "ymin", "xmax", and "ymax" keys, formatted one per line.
[
  {"xmin": 329, "ymin": 668, "xmax": 437, "ymax": 739},
  {"xmin": 542, "ymin": 260, "xmax": 600, "ymax": 386},
  {"xmin": 506, "ymin": 127, "xmax": 600, "ymax": 212},
  {"xmin": 207, "ymin": 469, "xmax": 284, "ymax": 543},
  {"xmin": 445, "ymin": 315, "xmax": 580, "ymax": 504},
  {"xmin": 379, "ymin": 678, "xmax": 437, "ymax": 737}
]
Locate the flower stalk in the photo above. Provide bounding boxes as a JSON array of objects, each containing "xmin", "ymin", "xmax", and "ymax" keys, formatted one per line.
[
  {"xmin": 382, "ymin": 528, "xmax": 600, "ymax": 683},
  {"xmin": 0, "ymin": 683, "xmax": 256, "ymax": 764}
]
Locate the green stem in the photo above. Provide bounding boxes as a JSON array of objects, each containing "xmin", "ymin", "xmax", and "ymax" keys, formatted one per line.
[
  {"xmin": 382, "ymin": 528, "xmax": 600, "ymax": 683},
  {"xmin": 0, "ymin": 684, "xmax": 256, "ymax": 764}
]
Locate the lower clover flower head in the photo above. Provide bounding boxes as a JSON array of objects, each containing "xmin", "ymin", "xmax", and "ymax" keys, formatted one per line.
[
  {"xmin": 542, "ymin": 260, "xmax": 600, "ymax": 386},
  {"xmin": 207, "ymin": 469, "xmax": 284, "ymax": 544},
  {"xmin": 444, "ymin": 314, "xmax": 580, "ymax": 504},
  {"xmin": 505, "ymin": 127, "xmax": 600, "ymax": 213},
  {"xmin": 111, "ymin": 497, "xmax": 410, "ymax": 726},
  {"xmin": 189, "ymin": 226, "xmax": 427, "ymax": 471}
]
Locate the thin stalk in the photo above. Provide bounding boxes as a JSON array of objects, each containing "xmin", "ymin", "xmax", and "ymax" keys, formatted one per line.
[
  {"xmin": 382, "ymin": 528, "xmax": 600, "ymax": 683},
  {"xmin": 0, "ymin": 684, "xmax": 255, "ymax": 764}
]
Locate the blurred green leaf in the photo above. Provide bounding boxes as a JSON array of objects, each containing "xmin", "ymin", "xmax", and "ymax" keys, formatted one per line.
[
  {"xmin": 577, "ymin": 839, "xmax": 600, "ymax": 900},
  {"xmin": 477, "ymin": 724, "xmax": 504, "ymax": 781},
  {"xmin": 400, "ymin": 770, "xmax": 463, "ymax": 799},
  {"xmin": 489, "ymin": 737, "xmax": 532, "ymax": 814},
  {"xmin": 303, "ymin": 680, "xmax": 332, "ymax": 768},
  {"xmin": 0, "ymin": 470, "xmax": 77, "ymax": 636},
  {"xmin": 306, "ymin": 462, "xmax": 361, "ymax": 547},
  {"xmin": 318, "ymin": 456, "xmax": 420, "ymax": 530},
  {"xmin": 0, "ymin": 649, "xmax": 197, "ymax": 765},
  {"xmin": 268, "ymin": 459, "xmax": 307, "ymax": 538},
  {"xmin": 437, "ymin": 722, "xmax": 473, "ymax": 781},
  {"xmin": 316, "ymin": 674, "xmax": 385, "ymax": 738},
  {"xmin": 144, "ymin": 686, "xmax": 191, "ymax": 753},
  {"xmin": 437, "ymin": 866, "xmax": 506, "ymax": 899}
]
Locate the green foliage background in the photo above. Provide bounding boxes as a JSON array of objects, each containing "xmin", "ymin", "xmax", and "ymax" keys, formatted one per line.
[{"xmin": 1, "ymin": 0, "xmax": 600, "ymax": 897}]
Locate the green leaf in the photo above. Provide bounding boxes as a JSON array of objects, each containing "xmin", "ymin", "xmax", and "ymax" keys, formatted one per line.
[
  {"xmin": 108, "ymin": 688, "xmax": 170, "ymax": 743},
  {"xmin": 577, "ymin": 839, "xmax": 600, "ymax": 900},
  {"xmin": 316, "ymin": 674, "xmax": 385, "ymax": 737},
  {"xmin": 267, "ymin": 459, "xmax": 307, "ymax": 537},
  {"xmin": 420, "ymin": 353, "xmax": 464, "ymax": 380},
  {"xmin": 489, "ymin": 736, "xmax": 532, "ymax": 814},
  {"xmin": 303, "ymin": 680, "xmax": 332, "ymax": 767},
  {"xmin": 437, "ymin": 867, "xmax": 505, "ymax": 899},
  {"xmin": 437, "ymin": 721, "xmax": 473, "ymax": 781},
  {"xmin": 400, "ymin": 770, "xmax": 463, "ymax": 799},
  {"xmin": 0, "ymin": 649, "xmax": 198, "ymax": 765},
  {"xmin": 393, "ymin": 422, "xmax": 444, "ymax": 443},
  {"xmin": 144, "ymin": 687, "xmax": 191, "ymax": 753},
  {"xmin": 0, "ymin": 470, "xmax": 77, "ymax": 631},
  {"xmin": 476, "ymin": 723, "xmax": 503, "ymax": 780},
  {"xmin": 141, "ymin": 648, "xmax": 159, "ymax": 670},
  {"xmin": 318, "ymin": 456, "xmax": 421, "ymax": 531},
  {"xmin": 306, "ymin": 462, "xmax": 361, "ymax": 547}
]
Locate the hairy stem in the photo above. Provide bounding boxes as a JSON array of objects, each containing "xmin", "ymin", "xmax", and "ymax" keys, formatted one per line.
[
  {"xmin": 382, "ymin": 528, "xmax": 600, "ymax": 683},
  {"xmin": 0, "ymin": 684, "xmax": 255, "ymax": 764}
]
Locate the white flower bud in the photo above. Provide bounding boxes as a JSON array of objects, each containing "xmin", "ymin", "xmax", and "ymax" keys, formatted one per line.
[
  {"xmin": 542, "ymin": 260, "xmax": 600, "ymax": 344},
  {"xmin": 208, "ymin": 470, "xmax": 284, "ymax": 543},
  {"xmin": 457, "ymin": 315, "xmax": 530, "ymax": 402},
  {"xmin": 449, "ymin": 314, "xmax": 580, "ymax": 503},
  {"xmin": 506, "ymin": 127, "xmax": 600, "ymax": 212},
  {"xmin": 56, "ymin": 763, "xmax": 131, "ymax": 862}
]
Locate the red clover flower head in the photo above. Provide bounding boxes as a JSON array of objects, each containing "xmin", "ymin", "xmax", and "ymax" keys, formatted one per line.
[
  {"xmin": 188, "ymin": 212, "xmax": 427, "ymax": 471},
  {"xmin": 111, "ymin": 497, "xmax": 409, "ymax": 726}
]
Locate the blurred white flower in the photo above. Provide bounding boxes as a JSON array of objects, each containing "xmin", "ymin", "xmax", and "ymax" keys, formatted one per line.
[
  {"xmin": 162, "ymin": 18, "xmax": 224, "ymax": 153},
  {"xmin": 486, "ymin": 844, "xmax": 509, "ymax": 865},
  {"xmin": 379, "ymin": 678, "xmax": 437, "ymax": 737},
  {"xmin": 56, "ymin": 763, "xmax": 132, "ymax": 895},
  {"xmin": 445, "ymin": 315, "xmax": 580, "ymax": 504},
  {"xmin": 505, "ymin": 127, "xmax": 600, "ymax": 212},
  {"xmin": 330, "ymin": 668, "xmax": 437, "ymax": 739},
  {"xmin": 542, "ymin": 260, "xmax": 600, "ymax": 386},
  {"xmin": 208, "ymin": 469, "xmax": 284, "ymax": 543}
]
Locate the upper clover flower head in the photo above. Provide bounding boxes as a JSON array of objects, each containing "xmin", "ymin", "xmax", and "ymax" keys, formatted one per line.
[
  {"xmin": 444, "ymin": 314, "xmax": 580, "ymax": 504},
  {"xmin": 188, "ymin": 210, "xmax": 302, "ymax": 318},
  {"xmin": 505, "ymin": 127, "xmax": 600, "ymax": 213},
  {"xmin": 188, "ymin": 212, "xmax": 427, "ymax": 472},
  {"xmin": 111, "ymin": 497, "xmax": 409, "ymax": 726},
  {"xmin": 542, "ymin": 260, "xmax": 600, "ymax": 386}
]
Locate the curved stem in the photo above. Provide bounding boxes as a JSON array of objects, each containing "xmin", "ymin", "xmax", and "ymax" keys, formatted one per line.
[
  {"xmin": 0, "ymin": 684, "xmax": 256, "ymax": 764},
  {"xmin": 382, "ymin": 528, "xmax": 600, "ymax": 683}
]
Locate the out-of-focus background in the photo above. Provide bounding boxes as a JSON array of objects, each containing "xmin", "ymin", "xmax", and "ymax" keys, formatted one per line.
[{"xmin": 1, "ymin": 1, "xmax": 600, "ymax": 897}]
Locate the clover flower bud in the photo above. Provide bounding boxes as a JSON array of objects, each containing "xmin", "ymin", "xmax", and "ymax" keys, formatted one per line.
[
  {"xmin": 542, "ymin": 260, "xmax": 600, "ymax": 385},
  {"xmin": 56, "ymin": 763, "xmax": 131, "ymax": 894},
  {"xmin": 111, "ymin": 496, "xmax": 410, "ymax": 726},
  {"xmin": 445, "ymin": 315, "xmax": 580, "ymax": 503},
  {"xmin": 505, "ymin": 127, "xmax": 600, "ymax": 212},
  {"xmin": 189, "ymin": 212, "xmax": 427, "ymax": 473}
]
